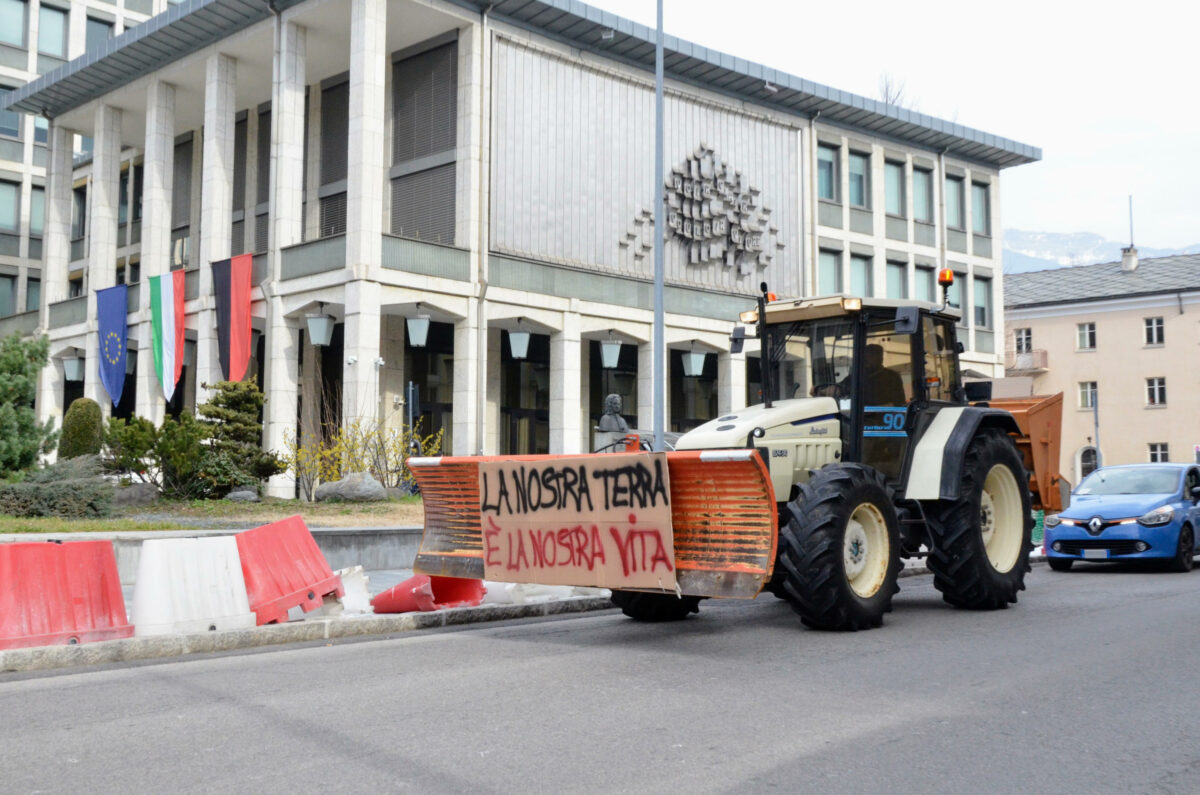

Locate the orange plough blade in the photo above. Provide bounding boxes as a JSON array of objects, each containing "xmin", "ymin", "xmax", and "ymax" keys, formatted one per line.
[{"xmin": 409, "ymin": 450, "xmax": 777, "ymax": 599}]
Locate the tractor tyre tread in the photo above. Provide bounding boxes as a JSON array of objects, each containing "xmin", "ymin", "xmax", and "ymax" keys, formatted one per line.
[{"xmin": 610, "ymin": 590, "xmax": 701, "ymax": 621}]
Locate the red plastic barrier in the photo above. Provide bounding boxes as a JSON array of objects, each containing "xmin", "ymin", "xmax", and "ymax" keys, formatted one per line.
[
  {"xmin": 0, "ymin": 540, "xmax": 134, "ymax": 650},
  {"xmin": 236, "ymin": 516, "xmax": 344, "ymax": 625},
  {"xmin": 371, "ymin": 575, "xmax": 486, "ymax": 613}
]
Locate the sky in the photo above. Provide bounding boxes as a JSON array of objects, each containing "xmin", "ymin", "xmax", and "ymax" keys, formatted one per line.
[{"xmin": 584, "ymin": 0, "xmax": 1200, "ymax": 249}]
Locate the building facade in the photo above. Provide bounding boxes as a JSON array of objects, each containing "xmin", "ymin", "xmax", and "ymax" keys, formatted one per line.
[
  {"xmin": 3, "ymin": 0, "xmax": 1039, "ymax": 496},
  {"xmin": 1005, "ymin": 251, "xmax": 1200, "ymax": 484}
]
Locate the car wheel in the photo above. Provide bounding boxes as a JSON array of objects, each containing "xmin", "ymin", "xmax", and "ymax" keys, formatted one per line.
[
  {"xmin": 1047, "ymin": 557, "xmax": 1073, "ymax": 572},
  {"xmin": 1168, "ymin": 524, "xmax": 1195, "ymax": 573}
]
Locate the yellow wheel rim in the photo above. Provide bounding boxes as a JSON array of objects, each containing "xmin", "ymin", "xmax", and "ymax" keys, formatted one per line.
[
  {"xmin": 981, "ymin": 464, "xmax": 1023, "ymax": 573},
  {"xmin": 844, "ymin": 502, "xmax": 889, "ymax": 598}
]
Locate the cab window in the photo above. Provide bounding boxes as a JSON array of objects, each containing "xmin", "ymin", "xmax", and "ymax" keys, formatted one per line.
[{"xmin": 922, "ymin": 316, "xmax": 960, "ymax": 403}]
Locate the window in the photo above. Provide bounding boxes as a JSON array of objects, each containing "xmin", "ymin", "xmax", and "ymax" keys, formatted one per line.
[
  {"xmin": 973, "ymin": 276, "xmax": 992, "ymax": 328},
  {"xmin": 0, "ymin": 274, "xmax": 13, "ymax": 317},
  {"xmin": 818, "ymin": 249, "xmax": 841, "ymax": 294},
  {"xmin": 172, "ymin": 137, "xmax": 192, "ymax": 230},
  {"xmin": 1078, "ymin": 381, "xmax": 1096, "ymax": 410},
  {"xmin": 33, "ymin": 115, "xmax": 47, "ymax": 144},
  {"xmin": 971, "ymin": 182, "xmax": 990, "ymax": 235},
  {"xmin": 71, "ymin": 185, "xmax": 86, "ymax": 240},
  {"xmin": 1149, "ymin": 443, "xmax": 1170, "ymax": 463},
  {"xmin": 25, "ymin": 276, "xmax": 39, "ymax": 311},
  {"xmin": 0, "ymin": 86, "xmax": 20, "ymax": 139},
  {"xmin": 1076, "ymin": 322, "xmax": 1096, "ymax": 351},
  {"xmin": 1080, "ymin": 447, "xmax": 1098, "ymax": 478},
  {"xmin": 848, "ymin": 152, "xmax": 869, "ymax": 208},
  {"xmin": 1144, "ymin": 316, "xmax": 1164, "ymax": 345},
  {"xmin": 1146, "ymin": 377, "xmax": 1166, "ymax": 406},
  {"xmin": 0, "ymin": 0, "xmax": 27, "ymax": 48},
  {"xmin": 85, "ymin": 17, "xmax": 111, "ymax": 52},
  {"xmin": 885, "ymin": 261, "xmax": 907, "ymax": 299},
  {"xmin": 1014, "ymin": 328, "xmax": 1032, "ymax": 354},
  {"xmin": 884, "ymin": 161, "xmax": 904, "ymax": 216},
  {"xmin": 319, "ymin": 78, "xmax": 349, "ymax": 238},
  {"xmin": 28, "ymin": 185, "xmax": 43, "ymax": 236},
  {"xmin": 849, "ymin": 254, "xmax": 872, "ymax": 296},
  {"xmin": 817, "ymin": 144, "xmax": 838, "ymax": 202},
  {"xmin": 0, "ymin": 180, "xmax": 17, "ymax": 233},
  {"xmin": 913, "ymin": 168, "xmax": 933, "ymax": 223},
  {"xmin": 68, "ymin": 277, "xmax": 82, "ymax": 297},
  {"xmin": 915, "ymin": 266, "xmax": 935, "ymax": 302},
  {"xmin": 37, "ymin": 4, "xmax": 66, "ymax": 58},
  {"xmin": 945, "ymin": 176, "xmax": 964, "ymax": 229},
  {"xmin": 118, "ymin": 169, "xmax": 128, "ymax": 226}
]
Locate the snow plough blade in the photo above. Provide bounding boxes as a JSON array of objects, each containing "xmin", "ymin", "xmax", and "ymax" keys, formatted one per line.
[{"xmin": 408, "ymin": 450, "xmax": 778, "ymax": 599}]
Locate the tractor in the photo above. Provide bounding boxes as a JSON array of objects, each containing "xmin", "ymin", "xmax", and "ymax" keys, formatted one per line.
[{"xmin": 409, "ymin": 275, "xmax": 1064, "ymax": 631}]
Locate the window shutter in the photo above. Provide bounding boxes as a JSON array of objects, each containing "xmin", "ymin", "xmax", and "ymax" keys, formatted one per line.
[
  {"xmin": 393, "ymin": 42, "xmax": 457, "ymax": 164},
  {"xmin": 231, "ymin": 219, "xmax": 244, "ymax": 252},
  {"xmin": 171, "ymin": 139, "xmax": 192, "ymax": 229},
  {"xmin": 390, "ymin": 163, "xmax": 454, "ymax": 243},
  {"xmin": 256, "ymin": 109, "xmax": 271, "ymax": 205},
  {"xmin": 233, "ymin": 117, "xmax": 247, "ymax": 212},
  {"xmin": 320, "ymin": 81, "xmax": 349, "ymax": 186},
  {"xmin": 254, "ymin": 213, "xmax": 269, "ymax": 253},
  {"xmin": 320, "ymin": 192, "xmax": 347, "ymax": 238}
]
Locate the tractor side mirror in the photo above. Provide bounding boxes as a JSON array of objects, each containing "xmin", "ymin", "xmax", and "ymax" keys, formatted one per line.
[
  {"xmin": 894, "ymin": 307, "xmax": 919, "ymax": 335},
  {"xmin": 1191, "ymin": 486, "xmax": 1200, "ymax": 501},
  {"xmin": 729, "ymin": 325, "xmax": 751, "ymax": 354}
]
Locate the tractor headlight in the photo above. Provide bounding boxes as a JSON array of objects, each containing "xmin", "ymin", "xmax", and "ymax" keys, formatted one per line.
[
  {"xmin": 1043, "ymin": 514, "xmax": 1061, "ymax": 529},
  {"xmin": 1137, "ymin": 506, "xmax": 1174, "ymax": 527}
]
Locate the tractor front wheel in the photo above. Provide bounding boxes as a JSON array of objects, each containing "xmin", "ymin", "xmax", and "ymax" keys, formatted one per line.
[
  {"xmin": 610, "ymin": 591, "xmax": 701, "ymax": 621},
  {"xmin": 927, "ymin": 429, "xmax": 1033, "ymax": 609},
  {"xmin": 777, "ymin": 464, "xmax": 901, "ymax": 630}
]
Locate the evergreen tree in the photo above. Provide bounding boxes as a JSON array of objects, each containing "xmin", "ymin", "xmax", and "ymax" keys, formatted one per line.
[
  {"xmin": 0, "ymin": 334, "xmax": 57, "ymax": 477},
  {"xmin": 59, "ymin": 397, "xmax": 104, "ymax": 459},
  {"xmin": 198, "ymin": 378, "xmax": 283, "ymax": 487}
]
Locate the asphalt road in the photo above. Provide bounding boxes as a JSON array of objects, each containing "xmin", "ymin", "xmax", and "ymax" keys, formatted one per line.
[{"xmin": 4, "ymin": 565, "xmax": 1199, "ymax": 794}]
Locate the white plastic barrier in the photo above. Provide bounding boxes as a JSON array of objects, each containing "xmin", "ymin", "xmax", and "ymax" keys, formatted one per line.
[
  {"xmin": 302, "ymin": 566, "xmax": 372, "ymax": 619},
  {"xmin": 132, "ymin": 537, "xmax": 257, "ymax": 636}
]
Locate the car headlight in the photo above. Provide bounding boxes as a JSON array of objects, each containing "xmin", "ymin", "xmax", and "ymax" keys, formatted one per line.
[
  {"xmin": 1044, "ymin": 514, "xmax": 1061, "ymax": 529},
  {"xmin": 1137, "ymin": 506, "xmax": 1174, "ymax": 527}
]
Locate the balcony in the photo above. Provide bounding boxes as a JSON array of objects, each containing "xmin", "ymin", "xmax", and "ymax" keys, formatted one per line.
[{"xmin": 1005, "ymin": 349, "xmax": 1048, "ymax": 375}]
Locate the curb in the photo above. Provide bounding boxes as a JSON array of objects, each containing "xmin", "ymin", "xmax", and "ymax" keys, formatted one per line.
[{"xmin": 0, "ymin": 596, "xmax": 616, "ymax": 674}]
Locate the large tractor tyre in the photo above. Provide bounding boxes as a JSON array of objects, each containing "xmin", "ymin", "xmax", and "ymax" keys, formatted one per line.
[
  {"xmin": 1167, "ymin": 525, "xmax": 1195, "ymax": 573},
  {"xmin": 777, "ymin": 464, "xmax": 902, "ymax": 631},
  {"xmin": 610, "ymin": 590, "xmax": 702, "ymax": 622},
  {"xmin": 926, "ymin": 429, "xmax": 1033, "ymax": 610}
]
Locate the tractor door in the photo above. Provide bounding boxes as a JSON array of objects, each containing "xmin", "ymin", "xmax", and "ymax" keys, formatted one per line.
[{"xmin": 857, "ymin": 314, "xmax": 918, "ymax": 480}]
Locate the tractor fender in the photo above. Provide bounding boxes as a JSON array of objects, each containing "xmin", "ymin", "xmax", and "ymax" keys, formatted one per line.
[{"xmin": 903, "ymin": 406, "xmax": 1022, "ymax": 501}]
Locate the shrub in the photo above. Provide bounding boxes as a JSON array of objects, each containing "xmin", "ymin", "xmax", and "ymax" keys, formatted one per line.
[
  {"xmin": 58, "ymin": 398, "xmax": 104, "ymax": 459},
  {"xmin": 0, "ymin": 478, "xmax": 113, "ymax": 518},
  {"xmin": 25, "ymin": 453, "xmax": 105, "ymax": 483},
  {"xmin": 155, "ymin": 413, "xmax": 212, "ymax": 500},
  {"xmin": 197, "ymin": 379, "xmax": 283, "ymax": 494},
  {"xmin": 103, "ymin": 417, "xmax": 157, "ymax": 482},
  {"xmin": 0, "ymin": 333, "xmax": 57, "ymax": 478}
]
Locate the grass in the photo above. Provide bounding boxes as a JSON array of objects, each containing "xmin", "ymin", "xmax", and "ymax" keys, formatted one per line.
[{"xmin": 0, "ymin": 517, "xmax": 192, "ymax": 533}]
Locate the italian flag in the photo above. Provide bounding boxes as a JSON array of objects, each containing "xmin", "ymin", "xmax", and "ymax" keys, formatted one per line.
[{"xmin": 149, "ymin": 270, "xmax": 186, "ymax": 401}]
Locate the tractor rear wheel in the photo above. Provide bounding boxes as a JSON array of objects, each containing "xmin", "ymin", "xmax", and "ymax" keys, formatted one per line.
[
  {"xmin": 610, "ymin": 590, "xmax": 701, "ymax": 621},
  {"xmin": 927, "ymin": 429, "xmax": 1032, "ymax": 609},
  {"xmin": 777, "ymin": 464, "xmax": 901, "ymax": 630}
]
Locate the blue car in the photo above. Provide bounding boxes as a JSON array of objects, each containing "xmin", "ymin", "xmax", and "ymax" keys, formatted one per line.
[{"xmin": 1044, "ymin": 463, "xmax": 1200, "ymax": 572}]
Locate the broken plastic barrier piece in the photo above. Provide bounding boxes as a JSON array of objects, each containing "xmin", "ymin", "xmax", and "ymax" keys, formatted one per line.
[
  {"xmin": 132, "ymin": 536, "xmax": 257, "ymax": 636},
  {"xmin": 0, "ymin": 540, "xmax": 133, "ymax": 650},
  {"xmin": 370, "ymin": 574, "xmax": 486, "ymax": 613},
  {"xmin": 235, "ymin": 515, "xmax": 345, "ymax": 625}
]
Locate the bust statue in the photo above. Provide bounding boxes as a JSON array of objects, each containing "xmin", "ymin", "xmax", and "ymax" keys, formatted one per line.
[{"xmin": 597, "ymin": 393, "xmax": 628, "ymax": 432}]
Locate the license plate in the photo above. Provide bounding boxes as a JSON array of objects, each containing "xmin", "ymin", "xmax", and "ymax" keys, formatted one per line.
[{"xmin": 1082, "ymin": 548, "xmax": 1108, "ymax": 560}]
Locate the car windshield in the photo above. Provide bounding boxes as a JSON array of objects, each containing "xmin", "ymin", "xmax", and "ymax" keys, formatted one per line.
[{"xmin": 1075, "ymin": 467, "xmax": 1179, "ymax": 496}]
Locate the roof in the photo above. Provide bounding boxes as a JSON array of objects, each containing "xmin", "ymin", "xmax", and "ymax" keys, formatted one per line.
[
  {"xmin": 1005, "ymin": 253, "xmax": 1200, "ymax": 309},
  {"xmin": 764, "ymin": 293, "xmax": 960, "ymax": 324},
  {"xmin": 4, "ymin": 0, "xmax": 1040, "ymax": 170}
]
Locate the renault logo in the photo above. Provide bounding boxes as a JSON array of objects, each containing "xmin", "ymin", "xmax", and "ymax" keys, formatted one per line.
[{"xmin": 1088, "ymin": 516, "xmax": 1105, "ymax": 535}]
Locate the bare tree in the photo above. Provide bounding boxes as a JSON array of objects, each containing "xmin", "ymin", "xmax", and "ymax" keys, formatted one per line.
[{"xmin": 878, "ymin": 74, "xmax": 906, "ymax": 106}]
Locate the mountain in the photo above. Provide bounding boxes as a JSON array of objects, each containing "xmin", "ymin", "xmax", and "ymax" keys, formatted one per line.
[{"xmin": 1002, "ymin": 230, "xmax": 1200, "ymax": 273}]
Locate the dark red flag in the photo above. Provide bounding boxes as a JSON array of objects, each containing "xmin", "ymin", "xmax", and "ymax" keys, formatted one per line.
[{"xmin": 213, "ymin": 253, "xmax": 253, "ymax": 381}]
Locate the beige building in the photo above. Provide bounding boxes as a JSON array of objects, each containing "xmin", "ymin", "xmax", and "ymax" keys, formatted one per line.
[{"xmin": 1005, "ymin": 250, "xmax": 1200, "ymax": 485}]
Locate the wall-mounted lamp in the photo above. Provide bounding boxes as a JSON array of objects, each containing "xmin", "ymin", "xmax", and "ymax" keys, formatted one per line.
[
  {"xmin": 600, "ymin": 28, "xmax": 615, "ymax": 40},
  {"xmin": 407, "ymin": 303, "xmax": 431, "ymax": 348},
  {"xmin": 508, "ymin": 318, "xmax": 531, "ymax": 360},
  {"xmin": 374, "ymin": 356, "xmax": 385, "ymax": 368},
  {"xmin": 125, "ymin": 349, "xmax": 137, "ymax": 376},
  {"xmin": 600, "ymin": 331, "xmax": 622, "ymax": 369},
  {"xmin": 250, "ymin": 328, "xmax": 263, "ymax": 352},
  {"xmin": 62, "ymin": 354, "xmax": 84, "ymax": 382},
  {"xmin": 681, "ymin": 343, "xmax": 708, "ymax": 377},
  {"xmin": 346, "ymin": 355, "xmax": 358, "ymax": 366},
  {"xmin": 763, "ymin": 81, "xmax": 779, "ymax": 94},
  {"xmin": 307, "ymin": 302, "xmax": 335, "ymax": 347}
]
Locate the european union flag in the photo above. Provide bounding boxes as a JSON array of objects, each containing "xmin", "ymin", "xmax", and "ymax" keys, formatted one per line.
[{"xmin": 97, "ymin": 284, "xmax": 128, "ymax": 408}]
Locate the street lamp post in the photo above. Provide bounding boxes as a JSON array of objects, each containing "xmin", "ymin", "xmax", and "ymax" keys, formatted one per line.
[{"xmin": 652, "ymin": 0, "xmax": 665, "ymax": 452}]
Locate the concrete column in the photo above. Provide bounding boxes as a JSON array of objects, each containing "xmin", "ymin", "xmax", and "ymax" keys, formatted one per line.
[
  {"xmin": 345, "ymin": 0, "xmax": 385, "ymax": 277},
  {"xmin": 37, "ymin": 123, "xmax": 74, "ymax": 430},
  {"xmin": 263, "ymin": 18, "xmax": 306, "ymax": 497},
  {"xmin": 196, "ymin": 53, "xmax": 237, "ymax": 402},
  {"xmin": 84, "ymin": 103, "xmax": 121, "ymax": 411},
  {"xmin": 550, "ymin": 312, "xmax": 582, "ymax": 454},
  {"xmin": 579, "ymin": 339, "xmax": 591, "ymax": 452},
  {"xmin": 452, "ymin": 303, "xmax": 480, "ymax": 455},
  {"xmin": 637, "ymin": 340, "xmax": 658, "ymax": 436},
  {"xmin": 341, "ymin": 280, "xmax": 381, "ymax": 425},
  {"xmin": 136, "ymin": 79, "xmax": 175, "ymax": 425},
  {"xmin": 484, "ymin": 326, "xmax": 501, "ymax": 455},
  {"xmin": 719, "ymin": 350, "xmax": 747, "ymax": 415}
]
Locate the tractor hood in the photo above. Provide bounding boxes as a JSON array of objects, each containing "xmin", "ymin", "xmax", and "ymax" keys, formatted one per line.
[{"xmin": 675, "ymin": 397, "xmax": 840, "ymax": 450}]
